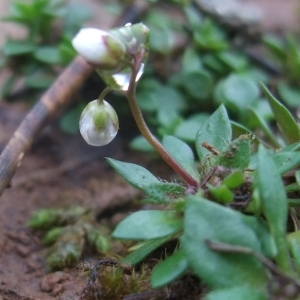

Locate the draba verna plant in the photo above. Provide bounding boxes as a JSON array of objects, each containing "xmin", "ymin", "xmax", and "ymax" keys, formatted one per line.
[{"xmin": 31, "ymin": 22, "xmax": 300, "ymax": 299}]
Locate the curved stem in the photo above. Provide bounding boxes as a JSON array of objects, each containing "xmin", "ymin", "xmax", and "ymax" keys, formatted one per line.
[
  {"xmin": 125, "ymin": 50, "xmax": 199, "ymax": 188},
  {"xmin": 98, "ymin": 87, "xmax": 112, "ymax": 104}
]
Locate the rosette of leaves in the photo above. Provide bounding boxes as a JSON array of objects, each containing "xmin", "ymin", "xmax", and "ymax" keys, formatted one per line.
[{"xmin": 108, "ymin": 86, "xmax": 300, "ymax": 299}]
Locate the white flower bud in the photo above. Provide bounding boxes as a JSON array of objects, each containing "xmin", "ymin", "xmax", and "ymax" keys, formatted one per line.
[
  {"xmin": 72, "ymin": 28, "xmax": 126, "ymax": 69},
  {"xmin": 79, "ymin": 100, "xmax": 119, "ymax": 146}
]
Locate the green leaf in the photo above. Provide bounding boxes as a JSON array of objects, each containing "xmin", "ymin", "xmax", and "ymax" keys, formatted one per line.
[
  {"xmin": 121, "ymin": 236, "xmax": 173, "ymax": 265},
  {"xmin": 244, "ymin": 218, "xmax": 277, "ymax": 259},
  {"xmin": 58, "ymin": 35, "xmax": 77, "ymax": 65},
  {"xmin": 230, "ymin": 121, "xmax": 257, "ymax": 141},
  {"xmin": 208, "ymin": 184, "xmax": 234, "ymax": 204},
  {"xmin": 156, "ymin": 86, "xmax": 186, "ymax": 112},
  {"xmin": 250, "ymin": 109, "xmax": 281, "ymax": 148},
  {"xmin": 25, "ymin": 70, "xmax": 55, "ymax": 89},
  {"xmin": 63, "ymin": 3, "xmax": 93, "ymax": 35},
  {"xmin": 202, "ymin": 53, "xmax": 227, "ymax": 74},
  {"xmin": 278, "ymin": 82, "xmax": 300, "ymax": 108},
  {"xmin": 180, "ymin": 70, "xmax": 213, "ymax": 100},
  {"xmin": 223, "ymin": 171, "xmax": 244, "ymax": 189},
  {"xmin": 3, "ymin": 40, "xmax": 36, "ymax": 56},
  {"xmin": 193, "ymin": 19, "xmax": 228, "ymax": 51},
  {"xmin": 260, "ymin": 83, "xmax": 300, "ymax": 144},
  {"xmin": 273, "ymin": 151, "xmax": 300, "ymax": 175},
  {"xmin": 129, "ymin": 135, "xmax": 155, "ymax": 152},
  {"xmin": 182, "ymin": 47, "xmax": 202, "ymax": 72},
  {"xmin": 106, "ymin": 158, "xmax": 159, "ymax": 189},
  {"xmin": 206, "ymin": 285, "xmax": 268, "ymax": 300},
  {"xmin": 112, "ymin": 210, "xmax": 182, "ymax": 240},
  {"xmin": 1, "ymin": 74, "xmax": 19, "ymax": 98},
  {"xmin": 217, "ymin": 51, "xmax": 248, "ymax": 71},
  {"xmin": 60, "ymin": 104, "xmax": 85, "ymax": 134},
  {"xmin": 142, "ymin": 182, "xmax": 186, "ymax": 204},
  {"xmin": 151, "ymin": 249, "xmax": 189, "ymax": 288},
  {"xmin": 136, "ymin": 79, "xmax": 161, "ymax": 112},
  {"xmin": 157, "ymin": 110, "xmax": 180, "ymax": 129},
  {"xmin": 287, "ymin": 232, "xmax": 300, "ymax": 274},
  {"xmin": 218, "ymin": 135, "xmax": 251, "ymax": 169},
  {"xmin": 196, "ymin": 105, "xmax": 231, "ymax": 170},
  {"xmin": 184, "ymin": 5, "xmax": 203, "ymax": 30},
  {"xmin": 280, "ymin": 141, "xmax": 300, "ymax": 152},
  {"xmin": 256, "ymin": 145, "xmax": 292, "ymax": 272},
  {"xmin": 220, "ymin": 74, "xmax": 259, "ymax": 112},
  {"xmin": 174, "ymin": 113, "xmax": 209, "ymax": 142},
  {"xmin": 163, "ymin": 136, "xmax": 200, "ymax": 182},
  {"xmin": 34, "ymin": 46, "xmax": 61, "ymax": 64},
  {"xmin": 263, "ymin": 34, "xmax": 286, "ymax": 62},
  {"xmin": 181, "ymin": 196, "xmax": 268, "ymax": 289},
  {"xmin": 149, "ymin": 25, "xmax": 174, "ymax": 54}
]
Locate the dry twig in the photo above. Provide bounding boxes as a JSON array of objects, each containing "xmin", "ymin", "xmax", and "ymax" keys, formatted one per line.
[{"xmin": 0, "ymin": 56, "xmax": 94, "ymax": 196}]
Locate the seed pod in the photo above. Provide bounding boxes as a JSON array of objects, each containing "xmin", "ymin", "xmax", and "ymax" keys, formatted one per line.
[{"xmin": 79, "ymin": 100, "xmax": 119, "ymax": 146}]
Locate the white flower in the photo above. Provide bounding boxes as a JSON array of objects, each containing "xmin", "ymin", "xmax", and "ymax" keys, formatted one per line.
[
  {"xmin": 72, "ymin": 28, "xmax": 126, "ymax": 69},
  {"xmin": 80, "ymin": 100, "xmax": 119, "ymax": 146}
]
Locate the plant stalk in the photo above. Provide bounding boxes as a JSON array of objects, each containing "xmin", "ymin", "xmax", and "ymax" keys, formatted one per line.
[
  {"xmin": 98, "ymin": 87, "xmax": 112, "ymax": 104},
  {"xmin": 125, "ymin": 50, "xmax": 198, "ymax": 189}
]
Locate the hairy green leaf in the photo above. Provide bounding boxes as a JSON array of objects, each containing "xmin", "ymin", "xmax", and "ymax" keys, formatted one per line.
[
  {"xmin": 106, "ymin": 158, "xmax": 159, "ymax": 189},
  {"xmin": 218, "ymin": 135, "xmax": 251, "ymax": 169},
  {"xmin": 112, "ymin": 210, "xmax": 182, "ymax": 240},
  {"xmin": 151, "ymin": 249, "xmax": 189, "ymax": 288},
  {"xmin": 181, "ymin": 196, "xmax": 268, "ymax": 289},
  {"xmin": 122, "ymin": 236, "xmax": 173, "ymax": 265},
  {"xmin": 196, "ymin": 105, "xmax": 231, "ymax": 172},
  {"xmin": 143, "ymin": 182, "xmax": 185, "ymax": 204}
]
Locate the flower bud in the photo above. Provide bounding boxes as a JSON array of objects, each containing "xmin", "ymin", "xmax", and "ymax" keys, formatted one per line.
[
  {"xmin": 72, "ymin": 28, "xmax": 126, "ymax": 69},
  {"xmin": 111, "ymin": 23, "xmax": 150, "ymax": 55},
  {"xmin": 79, "ymin": 100, "xmax": 119, "ymax": 146}
]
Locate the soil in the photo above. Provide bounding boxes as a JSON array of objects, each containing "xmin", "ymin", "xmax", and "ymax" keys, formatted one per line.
[{"xmin": 0, "ymin": 0, "xmax": 299, "ymax": 299}]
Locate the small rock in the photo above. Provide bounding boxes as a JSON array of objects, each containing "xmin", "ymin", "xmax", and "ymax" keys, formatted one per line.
[
  {"xmin": 40, "ymin": 271, "xmax": 70, "ymax": 293},
  {"xmin": 15, "ymin": 244, "xmax": 31, "ymax": 257},
  {"xmin": 51, "ymin": 284, "xmax": 64, "ymax": 297}
]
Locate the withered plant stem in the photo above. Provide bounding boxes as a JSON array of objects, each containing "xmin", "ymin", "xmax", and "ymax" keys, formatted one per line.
[{"xmin": 0, "ymin": 56, "xmax": 94, "ymax": 196}]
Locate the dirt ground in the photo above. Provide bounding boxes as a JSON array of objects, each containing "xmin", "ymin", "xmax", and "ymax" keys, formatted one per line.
[{"xmin": 0, "ymin": 0, "xmax": 299, "ymax": 299}]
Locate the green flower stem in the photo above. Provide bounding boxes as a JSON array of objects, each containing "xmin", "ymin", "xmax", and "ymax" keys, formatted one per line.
[
  {"xmin": 125, "ymin": 50, "xmax": 199, "ymax": 189},
  {"xmin": 97, "ymin": 87, "xmax": 112, "ymax": 104}
]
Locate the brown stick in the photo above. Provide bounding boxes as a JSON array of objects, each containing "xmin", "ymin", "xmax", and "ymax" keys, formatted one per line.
[{"xmin": 0, "ymin": 56, "xmax": 94, "ymax": 196}]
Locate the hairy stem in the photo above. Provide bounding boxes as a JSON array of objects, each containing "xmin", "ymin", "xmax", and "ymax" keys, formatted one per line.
[{"xmin": 125, "ymin": 50, "xmax": 198, "ymax": 188}]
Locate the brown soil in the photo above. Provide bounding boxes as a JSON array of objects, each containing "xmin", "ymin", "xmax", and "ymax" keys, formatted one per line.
[
  {"xmin": 0, "ymin": 102, "xmax": 145, "ymax": 299},
  {"xmin": 0, "ymin": 0, "xmax": 299, "ymax": 299}
]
